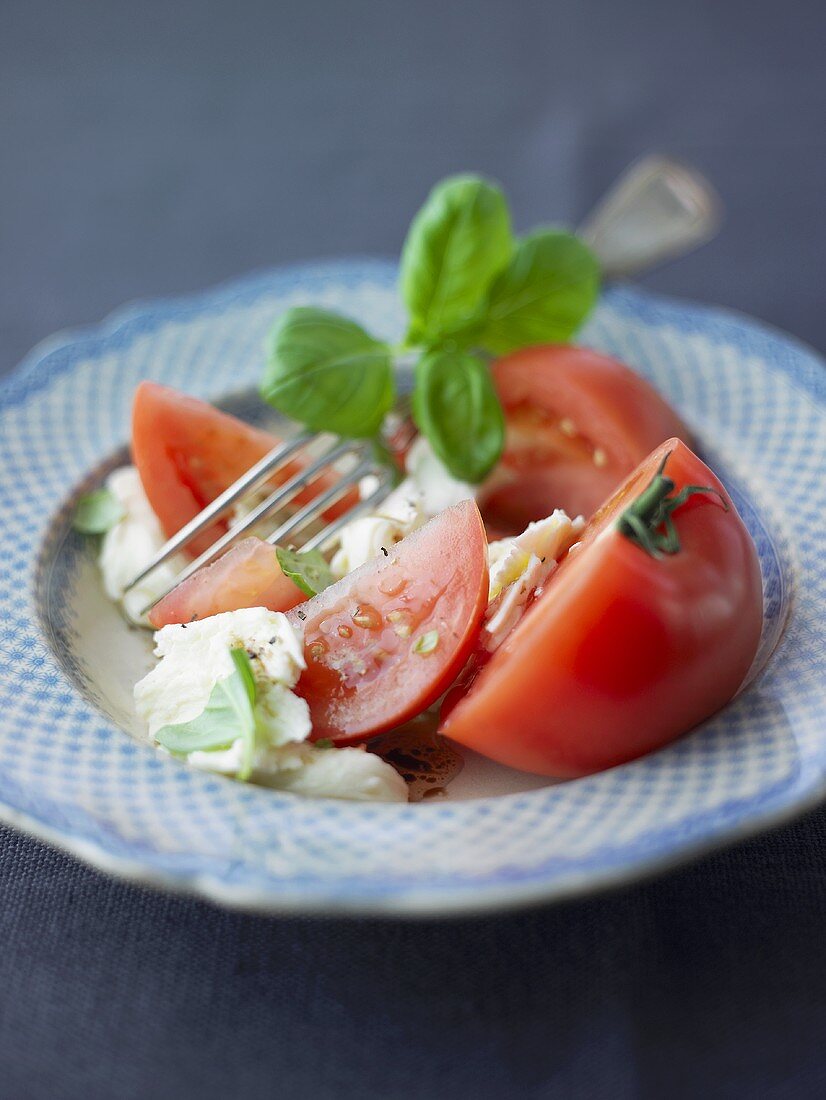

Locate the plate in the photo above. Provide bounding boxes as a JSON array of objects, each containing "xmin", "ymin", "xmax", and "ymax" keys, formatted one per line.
[{"xmin": 1, "ymin": 259, "xmax": 824, "ymax": 916}]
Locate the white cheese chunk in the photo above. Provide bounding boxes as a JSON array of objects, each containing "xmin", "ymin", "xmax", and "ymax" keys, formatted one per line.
[
  {"xmin": 134, "ymin": 607, "xmax": 309, "ymax": 742},
  {"xmin": 257, "ymin": 743, "xmax": 409, "ymax": 802},
  {"xmin": 98, "ymin": 466, "xmax": 188, "ymax": 625},
  {"xmin": 134, "ymin": 606, "xmax": 407, "ymax": 801},
  {"xmin": 484, "ymin": 511, "xmax": 585, "ymax": 651},
  {"xmin": 329, "ymin": 435, "xmax": 485, "ymax": 580},
  {"xmin": 405, "ymin": 436, "xmax": 478, "ymax": 515},
  {"xmin": 330, "ymin": 481, "xmax": 426, "ymax": 579}
]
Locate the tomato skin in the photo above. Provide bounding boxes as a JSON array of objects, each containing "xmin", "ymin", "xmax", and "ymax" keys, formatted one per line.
[
  {"xmin": 484, "ymin": 345, "xmax": 690, "ymax": 532},
  {"xmin": 148, "ymin": 537, "xmax": 305, "ymax": 628},
  {"xmin": 132, "ymin": 382, "xmax": 354, "ymax": 558},
  {"xmin": 441, "ymin": 440, "xmax": 763, "ymax": 778},
  {"xmin": 287, "ymin": 500, "xmax": 489, "ymax": 744}
]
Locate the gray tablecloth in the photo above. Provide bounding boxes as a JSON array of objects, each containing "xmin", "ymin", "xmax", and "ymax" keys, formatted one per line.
[{"xmin": 2, "ymin": 1, "xmax": 825, "ymax": 1096}]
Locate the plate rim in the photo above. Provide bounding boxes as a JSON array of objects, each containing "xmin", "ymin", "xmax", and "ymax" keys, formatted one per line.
[{"xmin": 3, "ymin": 257, "xmax": 825, "ymax": 917}]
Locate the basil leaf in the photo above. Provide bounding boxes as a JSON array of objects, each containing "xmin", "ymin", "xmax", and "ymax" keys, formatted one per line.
[
  {"xmin": 412, "ymin": 349, "xmax": 505, "ymax": 483},
  {"xmin": 477, "ymin": 230, "xmax": 600, "ymax": 354},
  {"xmin": 400, "ymin": 175, "xmax": 513, "ymax": 345},
  {"xmin": 262, "ymin": 307, "xmax": 395, "ymax": 438},
  {"xmin": 275, "ymin": 546, "xmax": 334, "ymax": 598},
  {"xmin": 156, "ymin": 648, "xmax": 258, "ymax": 780},
  {"xmin": 72, "ymin": 488, "xmax": 124, "ymax": 534}
]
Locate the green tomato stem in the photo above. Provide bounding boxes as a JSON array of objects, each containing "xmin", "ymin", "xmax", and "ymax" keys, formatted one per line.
[{"xmin": 617, "ymin": 451, "xmax": 728, "ymax": 558}]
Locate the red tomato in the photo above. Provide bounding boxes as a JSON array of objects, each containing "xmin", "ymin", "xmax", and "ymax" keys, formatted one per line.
[
  {"xmin": 287, "ymin": 500, "xmax": 489, "ymax": 743},
  {"xmin": 148, "ymin": 537, "xmax": 305, "ymax": 628},
  {"xmin": 132, "ymin": 382, "xmax": 352, "ymax": 558},
  {"xmin": 483, "ymin": 345, "xmax": 690, "ymax": 534},
  {"xmin": 441, "ymin": 439, "xmax": 763, "ymax": 777}
]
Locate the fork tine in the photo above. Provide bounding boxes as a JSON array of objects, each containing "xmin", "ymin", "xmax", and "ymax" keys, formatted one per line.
[
  {"xmin": 264, "ymin": 456, "xmax": 379, "ymax": 547},
  {"xmin": 300, "ymin": 476, "xmax": 394, "ymax": 552},
  {"xmin": 123, "ymin": 429, "xmax": 313, "ymax": 593},
  {"xmin": 137, "ymin": 457, "xmax": 395, "ymax": 619},
  {"xmin": 144, "ymin": 438, "xmax": 361, "ymax": 607}
]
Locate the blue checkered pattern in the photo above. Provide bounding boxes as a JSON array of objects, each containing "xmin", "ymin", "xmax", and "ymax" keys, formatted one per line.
[{"xmin": 0, "ymin": 260, "xmax": 823, "ymax": 915}]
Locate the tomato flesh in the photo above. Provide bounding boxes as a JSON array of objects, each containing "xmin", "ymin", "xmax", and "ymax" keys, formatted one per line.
[
  {"xmin": 287, "ymin": 500, "xmax": 489, "ymax": 743},
  {"xmin": 484, "ymin": 345, "xmax": 690, "ymax": 532},
  {"xmin": 148, "ymin": 537, "xmax": 305, "ymax": 628},
  {"xmin": 132, "ymin": 382, "xmax": 353, "ymax": 558},
  {"xmin": 442, "ymin": 439, "xmax": 763, "ymax": 777}
]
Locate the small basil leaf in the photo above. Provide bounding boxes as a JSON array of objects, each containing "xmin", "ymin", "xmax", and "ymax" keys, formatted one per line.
[
  {"xmin": 412, "ymin": 349, "xmax": 505, "ymax": 484},
  {"xmin": 156, "ymin": 647, "xmax": 258, "ymax": 780},
  {"xmin": 275, "ymin": 546, "xmax": 334, "ymax": 598},
  {"xmin": 400, "ymin": 175, "xmax": 513, "ymax": 345},
  {"xmin": 72, "ymin": 488, "xmax": 124, "ymax": 534},
  {"xmin": 262, "ymin": 307, "xmax": 395, "ymax": 438},
  {"xmin": 478, "ymin": 230, "xmax": 600, "ymax": 354}
]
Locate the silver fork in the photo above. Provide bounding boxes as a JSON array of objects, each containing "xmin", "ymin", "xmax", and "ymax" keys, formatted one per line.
[
  {"xmin": 124, "ymin": 432, "xmax": 399, "ymax": 616},
  {"xmin": 125, "ymin": 154, "xmax": 721, "ymax": 617}
]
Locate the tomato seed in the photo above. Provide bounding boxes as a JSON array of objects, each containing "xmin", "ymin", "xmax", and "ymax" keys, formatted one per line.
[
  {"xmin": 387, "ymin": 609, "xmax": 414, "ymax": 637},
  {"xmin": 352, "ymin": 604, "xmax": 382, "ymax": 630},
  {"xmin": 378, "ymin": 574, "xmax": 405, "ymax": 596}
]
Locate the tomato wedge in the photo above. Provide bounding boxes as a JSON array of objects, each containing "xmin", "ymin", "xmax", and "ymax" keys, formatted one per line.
[
  {"xmin": 483, "ymin": 345, "xmax": 690, "ymax": 533},
  {"xmin": 148, "ymin": 537, "xmax": 305, "ymax": 628},
  {"xmin": 442, "ymin": 440, "xmax": 763, "ymax": 777},
  {"xmin": 132, "ymin": 382, "xmax": 353, "ymax": 558},
  {"xmin": 287, "ymin": 500, "xmax": 489, "ymax": 743}
]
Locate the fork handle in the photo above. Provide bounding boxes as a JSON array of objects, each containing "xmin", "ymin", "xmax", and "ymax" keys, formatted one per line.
[{"xmin": 578, "ymin": 154, "xmax": 722, "ymax": 279}]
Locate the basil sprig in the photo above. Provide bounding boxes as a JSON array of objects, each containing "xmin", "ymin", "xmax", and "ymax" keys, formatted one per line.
[
  {"xmin": 156, "ymin": 647, "xmax": 259, "ymax": 781},
  {"xmin": 261, "ymin": 175, "xmax": 599, "ymax": 483}
]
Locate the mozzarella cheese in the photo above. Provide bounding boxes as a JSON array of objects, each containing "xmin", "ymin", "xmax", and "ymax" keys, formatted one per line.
[
  {"xmin": 134, "ymin": 606, "xmax": 407, "ymax": 802},
  {"xmin": 330, "ymin": 481, "xmax": 426, "ymax": 579},
  {"xmin": 484, "ymin": 511, "xmax": 585, "ymax": 651},
  {"xmin": 134, "ymin": 606, "xmax": 308, "ymax": 740},
  {"xmin": 257, "ymin": 742, "xmax": 409, "ymax": 802},
  {"xmin": 329, "ymin": 435, "xmax": 485, "ymax": 579},
  {"xmin": 405, "ymin": 435, "xmax": 478, "ymax": 515},
  {"xmin": 98, "ymin": 466, "xmax": 188, "ymax": 624}
]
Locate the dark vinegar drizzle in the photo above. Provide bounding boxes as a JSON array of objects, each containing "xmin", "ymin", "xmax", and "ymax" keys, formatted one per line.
[{"xmin": 370, "ymin": 712, "xmax": 464, "ymax": 801}]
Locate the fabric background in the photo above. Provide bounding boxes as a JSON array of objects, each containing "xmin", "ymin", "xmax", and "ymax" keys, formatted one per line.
[{"xmin": 2, "ymin": 1, "xmax": 824, "ymax": 1096}]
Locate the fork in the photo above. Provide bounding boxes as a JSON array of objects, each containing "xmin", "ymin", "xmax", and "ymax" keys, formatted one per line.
[
  {"xmin": 124, "ymin": 430, "xmax": 402, "ymax": 617},
  {"xmin": 125, "ymin": 154, "xmax": 721, "ymax": 617}
]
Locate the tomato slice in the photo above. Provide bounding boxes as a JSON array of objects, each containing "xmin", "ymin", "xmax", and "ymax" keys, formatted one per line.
[
  {"xmin": 132, "ymin": 382, "xmax": 353, "ymax": 558},
  {"xmin": 483, "ymin": 345, "xmax": 690, "ymax": 533},
  {"xmin": 287, "ymin": 500, "xmax": 489, "ymax": 743},
  {"xmin": 442, "ymin": 440, "xmax": 763, "ymax": 777},
  {"xmin": 148, "ymin": 537, "xmax": 305, "ymax": 628}
]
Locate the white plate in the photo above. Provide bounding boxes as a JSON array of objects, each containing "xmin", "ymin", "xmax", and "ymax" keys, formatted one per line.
[{"xmin": 2, "ymin": 259, "xmax": 824, "ymax": 915}]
